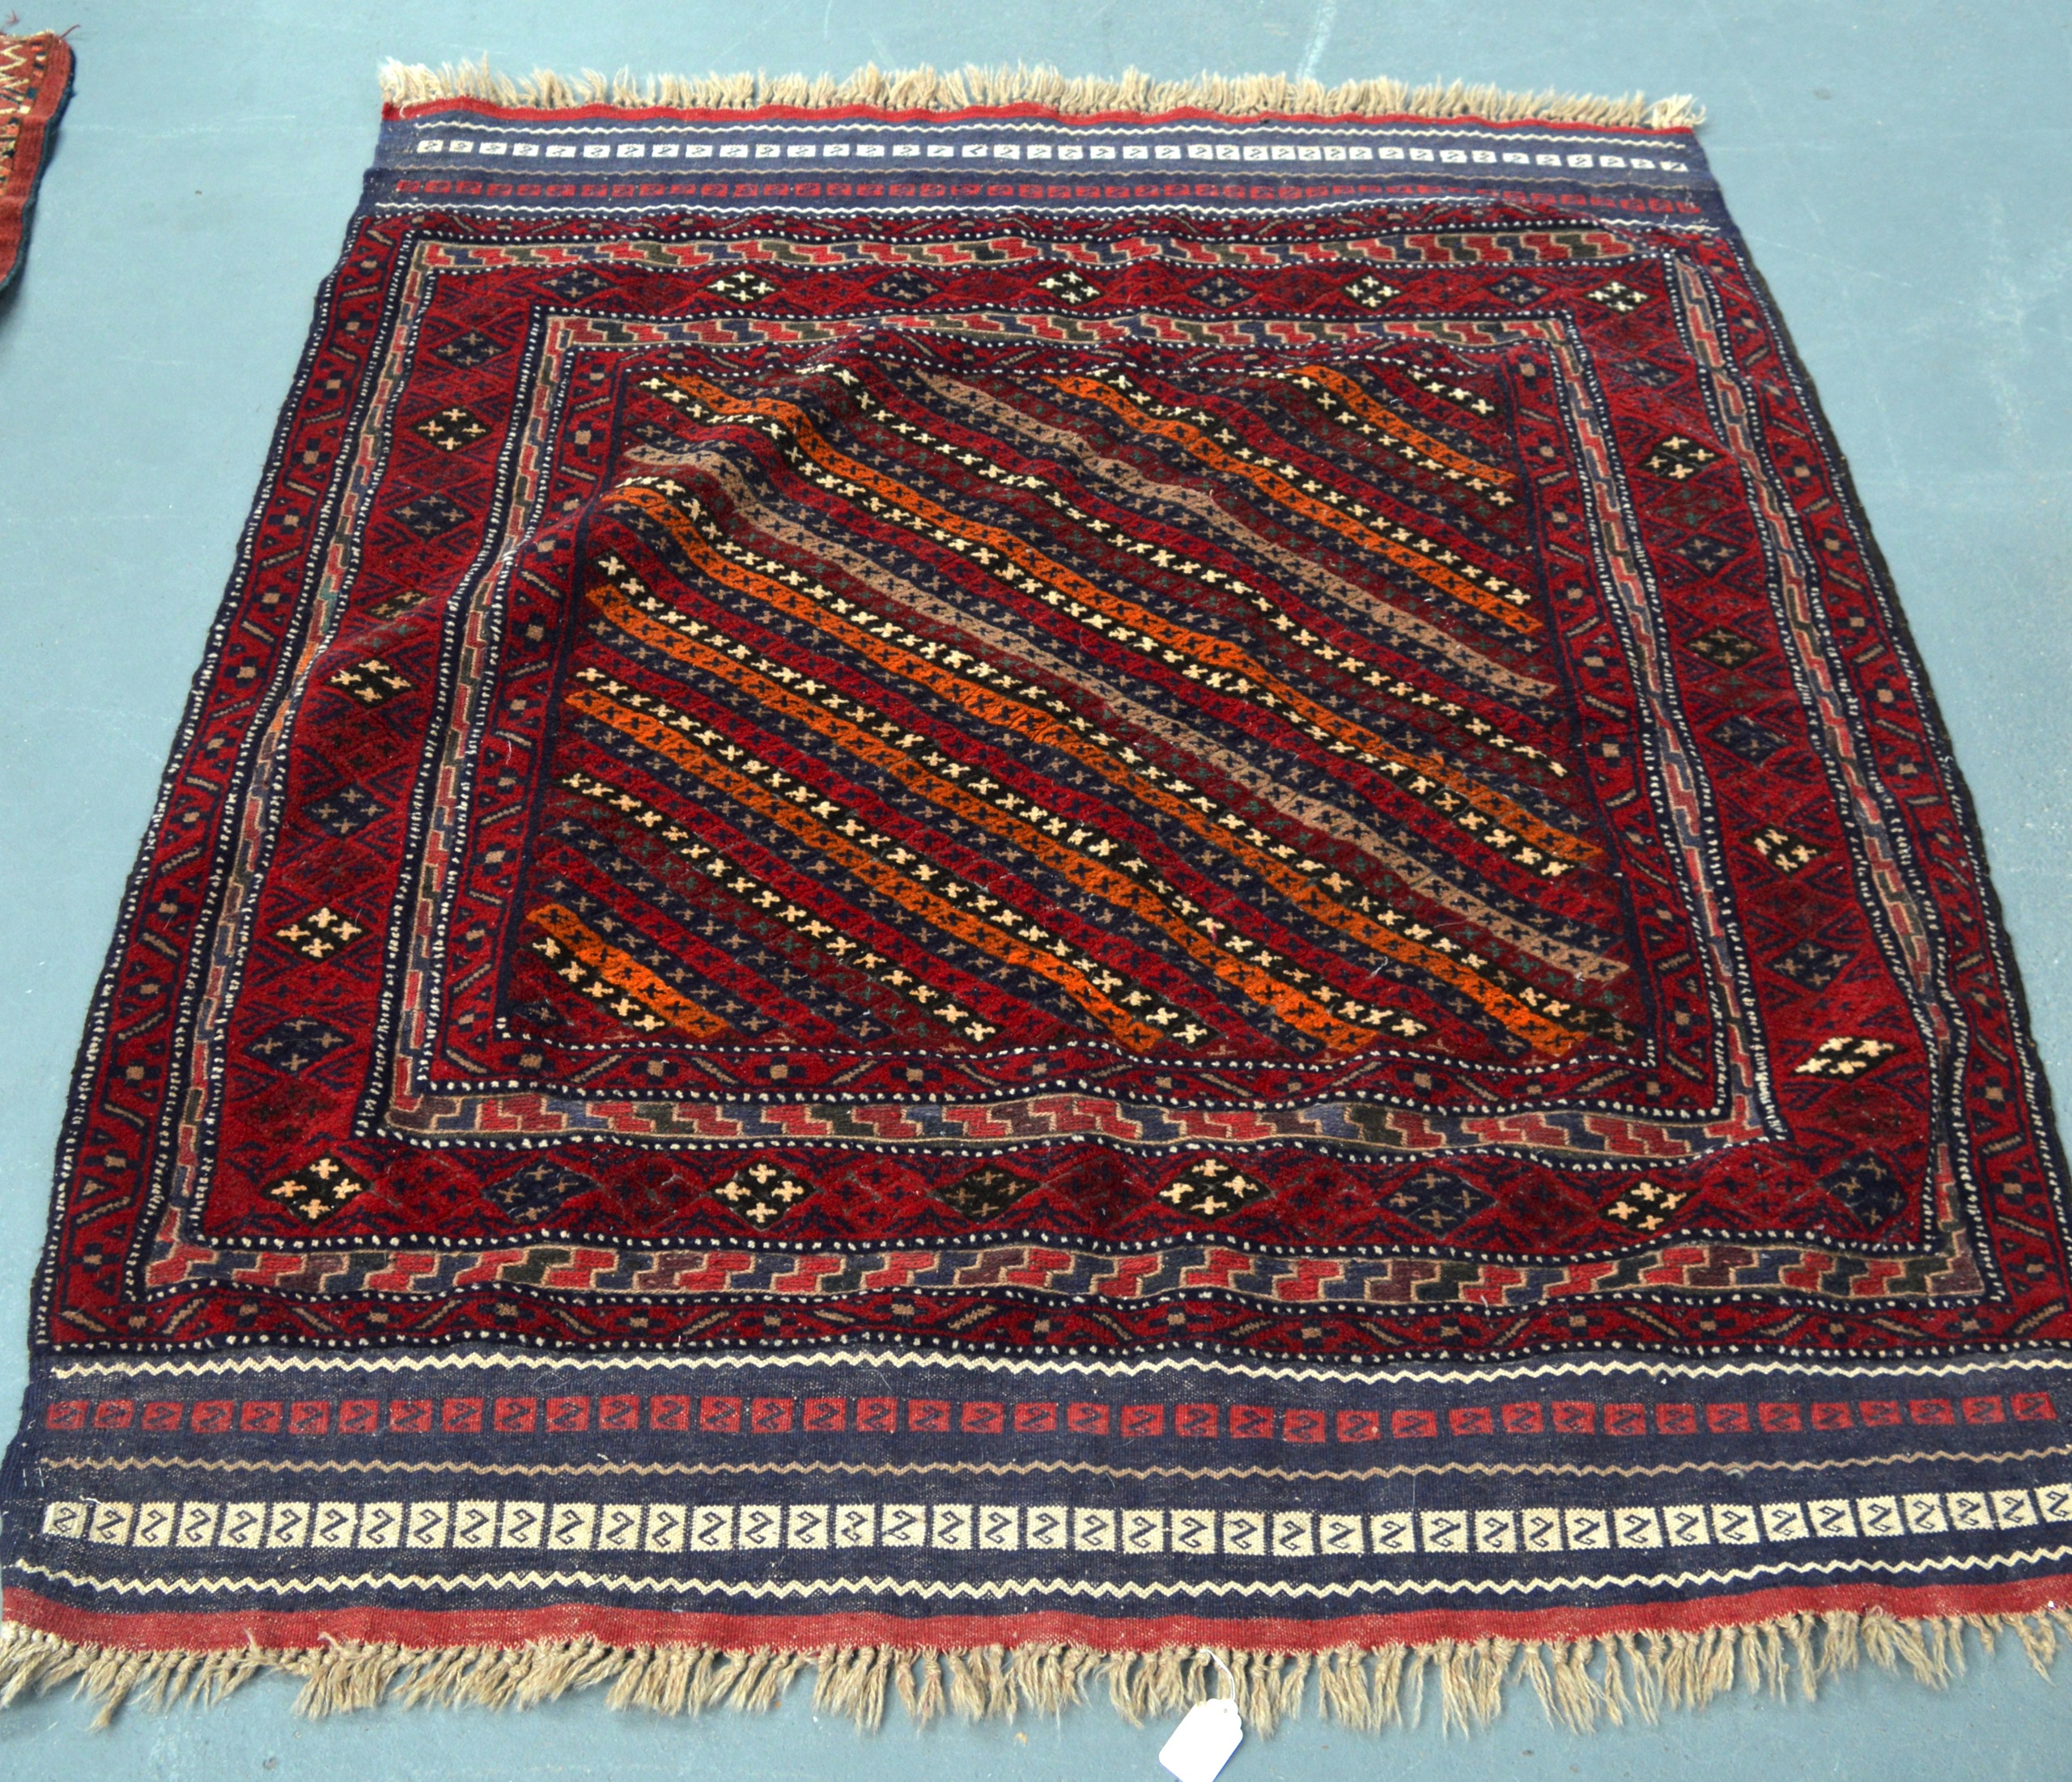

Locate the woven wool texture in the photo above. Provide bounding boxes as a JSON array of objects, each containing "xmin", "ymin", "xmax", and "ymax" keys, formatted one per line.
[
  {"xmin": 3, "ymin": 64, "xmax": 2069, "ymax": 1733},
  {"xmin": 0, "ymin": 32, "xmax": 73, "ymax": 294}
]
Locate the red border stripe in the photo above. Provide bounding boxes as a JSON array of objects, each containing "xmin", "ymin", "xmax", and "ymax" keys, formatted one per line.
[{"xmin": 11, "ymin": 1573, "xmax": 2072, "ymax": 1659}]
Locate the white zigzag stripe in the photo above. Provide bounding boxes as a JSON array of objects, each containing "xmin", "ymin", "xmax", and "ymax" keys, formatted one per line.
[
  {"xmin": 17, "ymin": 1543, "xmax": 2072, "ymax": 1604},
  {"xmin": 35, "ymin": 1482, "xmax": 2072, "ymax": 1576},
  {"xmin": 45, "ymin": 1346, "xmax": 2072, "ymax": 1387}
]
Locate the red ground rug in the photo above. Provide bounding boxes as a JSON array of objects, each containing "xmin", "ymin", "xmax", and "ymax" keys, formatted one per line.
[
  {"xmin": 4, "ymin": 62, "xmax": 2070, "ymax": 1733},
  {"xmin": 0, "ymin": 30, "xmax": 72, "ymax": 294}
]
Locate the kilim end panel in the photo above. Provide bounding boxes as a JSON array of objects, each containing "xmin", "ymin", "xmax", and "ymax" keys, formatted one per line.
[
  {"xmin": 6, "ymin": 70, "xmax": 2072, "ymax": 1722},
  {"xmin": 0, "ymin": 31, "xmax": 73, "ymax": 294}
]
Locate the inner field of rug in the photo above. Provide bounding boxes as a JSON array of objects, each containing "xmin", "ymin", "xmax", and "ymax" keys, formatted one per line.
[
  {"xmin": 177, "ymin": 199, "xmax": 1958, "ymax": 1304},
  {"xmin": 524, "ymin": 352, "xmax": 1634, "ymax": 1069}
]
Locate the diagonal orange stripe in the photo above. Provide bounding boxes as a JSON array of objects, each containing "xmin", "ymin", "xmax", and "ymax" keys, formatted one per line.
[
  {"xmin": 525, "ymin": 902, "xmax": 733, "ymax": 1039},
  {"xmin": 1287, "ymin": 362, "xmax": 1515, "ymax": 486},
  {"xmin": 597, "ymin": 488, "xmax": 1587, "ymax": 1055},
  {"xmin": 586, "ymin": 575, "xmax": 1373, "ymax": 1052},
  {"xmin": 558, "ymin": 768, "xmax": 994, "ymax": 1045},
  {"xmin": 845, "ymin": 375, "xmax": 1558, "ymax": 775},
  {"xmin": 648, "ymin": 373, "xmax": 1591, "ymax": 871},
  {"xmin": 567, "ymin": 684, "xmax": 1182, "ymax": 1054},
  {"xmin": 1048, "ymin": 371, "xmax": 1540, "ymax": 636}
]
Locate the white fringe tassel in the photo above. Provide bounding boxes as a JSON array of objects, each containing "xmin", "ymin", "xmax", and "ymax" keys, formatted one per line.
[
  {"xmin": 2, "ymin": 1606, "xmax": 2058, "ymax": 1733},
  {"xmin": 377, "ymin": 58, "xmax": 1702, "ymax": 130}
]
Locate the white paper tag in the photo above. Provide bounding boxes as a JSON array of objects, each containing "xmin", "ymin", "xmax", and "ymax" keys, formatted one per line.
[{"xmin": 1157, "ymin": 1696, "xmax": 1244, "ymax": 1782}]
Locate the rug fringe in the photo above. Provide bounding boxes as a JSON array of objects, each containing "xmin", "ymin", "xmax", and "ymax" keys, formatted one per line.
[
  {"xmin": 376, "ymin": 58, "xmax": 1702, "ymax": 130},
  {"xmin": 1, "ymin": 1606, "xmax": 2057, "ymax": 1733}
]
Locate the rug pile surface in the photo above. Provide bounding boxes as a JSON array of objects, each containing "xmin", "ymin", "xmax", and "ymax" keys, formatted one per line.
[
  {"xmin": 0, "ymin": 29, "xmax": 72, "ymax": 294},
  {"xmin": 3, "ymin": 62, "xmax": 2069, "ymax": 1731}
]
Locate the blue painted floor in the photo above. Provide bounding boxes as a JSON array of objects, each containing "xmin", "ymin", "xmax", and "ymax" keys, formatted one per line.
[{"xmin": 2, "ymin": 3, "xmax": 2069, "ymax": 1777}]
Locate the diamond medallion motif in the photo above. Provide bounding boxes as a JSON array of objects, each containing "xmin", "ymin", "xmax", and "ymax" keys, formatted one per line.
[
  {"xmin": 434, "ymin": 329, "xmax": 505, "ymax": 368},
  {"xmin": 1770, "ymin": 940, "xmax": 1852, "ymax": 991},
  {"xmin": 393, "ymin": 492, "xmax": 469, "ymax": 539},
  {"xmin": 1690, "ymin": 625, "xmax": 1761, "ymax": 668},
  {"xmin": 1642, "ymin": 435, "xmax": 1721, "ymax": 480},
  {"xmin": 1190, "ymin": 274, "xmax": 1253, "ymax": 308},
  {"xmin": 1585, "ymin": 279, "xmax": 1651, "ymax": 314},
  {"xmin": 1157, "ymin": 1159, "xmax": 1271, "ymax": 1221},
  {"xmin": 273, "ymin": 906, "xmax": 367, "ymax": 961},
  {"xmin": 1344, "ymin": 273, "xmax": 1403, "ymax": 307},
  {"xmin": 1603, "ymin": 1179, "xmax": 1692, "ymax": 1236},
  {"xmin": 1384, "ymin": 1169, "xmax": 1495, "ymax": 1237},
  {"xmin": 485, "ymin": 1160, "xmax": 604, "ymax": 1224},
  {"xmin": 412, "ymin": 406, "xmax": 491, "ymax": 452},
  {"xmin": 1820, "ymin": 1155, "xmax": 1909, "ymax": 1229},
  {"xmin": 544, "ymin": 266, "xmax": 611, "ymax": 303},
  {"xmin": 306, "ymin": 786, "xmax": 388, "ymax": 838},
  {"xmin": 713, "ymin": 1160, "xmax": 817, "ymax": 1228},
  {"xmin": 245, "ymin": 1017, "xmax": 350, "ymax": 1074},
  {"xmin": 1036, "ymin": 269, "xmax": 1102, "ymax": 305},
  {"xmin": 328, "ymin": 658, "xmax": 413, "ymax": 706},
  {"xmin": 708, "ymin": 269, "xmax": 776, "ymax": 303},
  {"xmin": 1490, "ymin": 274, "xmax": 1548, "ymax": 306},
  {"xmin": 265, "ymin": 1156, "xmax": 369, "ymax": 1223},
  {"xmin": 938, "ymin": 1164, "xmax": 1039, "ymax": 1224},
  {"xmin": 868, "ymin": 269, "xmax": 939, "ymax": 304}
]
